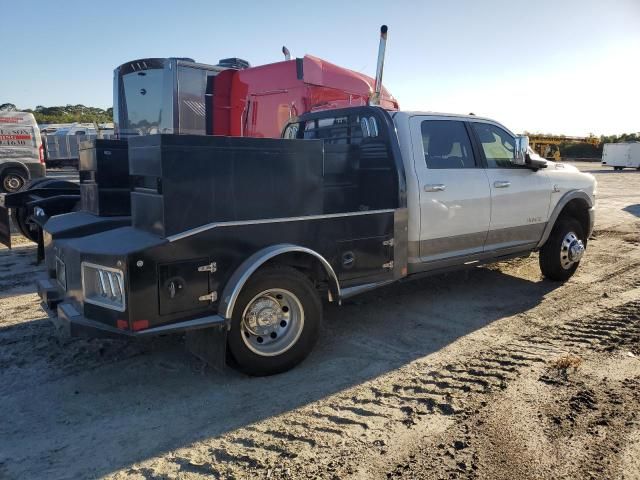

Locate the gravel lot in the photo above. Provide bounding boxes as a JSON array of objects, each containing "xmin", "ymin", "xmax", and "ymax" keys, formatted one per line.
[{"xmin": 0, "ymin": 163, "xmax": 638, "ymax": 480}]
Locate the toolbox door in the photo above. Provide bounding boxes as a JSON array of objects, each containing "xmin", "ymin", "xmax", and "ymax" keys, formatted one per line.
[
  {"xmin": 158, "ymin": 258, "xmax": 212, "ymax": 316},
  {"xmin": 335, "ymin": 235, "xmax": 394, "ymax": 282}
]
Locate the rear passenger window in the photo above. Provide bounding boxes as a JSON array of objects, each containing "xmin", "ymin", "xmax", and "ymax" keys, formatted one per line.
[{"xmin": 421, "ymin": 120, "xmax": 476, "ymax": 169}]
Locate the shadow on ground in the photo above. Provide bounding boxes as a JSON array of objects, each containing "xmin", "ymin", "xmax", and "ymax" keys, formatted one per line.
[
  {"xmin": 0, "ymin": 262, "xmax": 558, "ymax": 478},
  {"xmin": 623, "ymin": 204, "xmax": 640, "ymax": 218}
]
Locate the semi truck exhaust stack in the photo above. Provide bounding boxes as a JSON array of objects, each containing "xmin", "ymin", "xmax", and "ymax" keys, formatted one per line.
[
  {"xmin": 282, "ymin": 46, "xmax": 291, "ymax": 61},
  {"xmin": 370, "ymin": 25, "xmax": 388, "ymax": 106}
]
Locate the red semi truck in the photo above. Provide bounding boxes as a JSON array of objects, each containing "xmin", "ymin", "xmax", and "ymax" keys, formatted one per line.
[
  {"xmin": 209, "ymin": 54, "xmax": 397, "ymax": 138},
  {"xmin": 2, "ymin": 27, "xmax": 397, "ymax": 250}
]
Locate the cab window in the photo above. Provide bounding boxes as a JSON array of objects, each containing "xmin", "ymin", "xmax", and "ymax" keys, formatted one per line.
[
  {"xmin": 302, "ymin": 115, "xmax": 364, "ymax": 144},
  {"xmin": 421, "ymin": 120, "xmax": 476, "ymax": 169},
  {"xmin": 472, "ymin": 123, "xmax": 516, "ymax": 168}
]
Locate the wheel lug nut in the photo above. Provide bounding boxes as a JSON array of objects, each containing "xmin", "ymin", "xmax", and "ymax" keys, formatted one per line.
[
  {"xmin": 280, "ymin": 320, "xmax": 287, "ymax": 327},
  {"xmin": 270, "ymin": 332, "xmax": 277, "ymax": 339},
  {"xmin": 256, "ymin": 336, "xmax": 263, "ymax": 343}
]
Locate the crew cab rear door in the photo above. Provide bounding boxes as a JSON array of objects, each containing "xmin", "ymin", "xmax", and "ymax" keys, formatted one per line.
[
  {"xmin": 470, "ymin": 121, "xmax": 552, "ymax": 251},
  {"xmin": 410, "ymin": 116, "xmax": 491, "ymax": 262}
]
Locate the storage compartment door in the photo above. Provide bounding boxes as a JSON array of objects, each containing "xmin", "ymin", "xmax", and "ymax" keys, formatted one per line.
[
  {"xmin": 335, "ymin": 236, "xmax": 393, "ymax": 282},
  {"xmin": 158, "ymin": 258, "xmax": 211, "ymax": 315}
]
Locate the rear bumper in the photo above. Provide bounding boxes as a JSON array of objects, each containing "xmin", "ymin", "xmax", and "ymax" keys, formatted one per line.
[
  {"xmin": 37, "ymin": 278, "xmax": 64, "ymax": 310},
  {"xmin": 49, "ymin": 301, "xmax": 228, "ymax": 371},
  {"xmin": 50, "ymin": 300, "xmax": 228, "ymax": 339},
  {"xmin": 26, "ymin": 163, "xmax": 46, "ymax": 179}
]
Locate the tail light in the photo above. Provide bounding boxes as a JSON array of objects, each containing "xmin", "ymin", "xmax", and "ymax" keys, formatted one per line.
[
  {"xmin": 38, "ymin": 143, "xmax": 45, "ymax": 164},
  {"xmin": 81, "ymin": 262, "xmax": 126, "ymax": 311}
]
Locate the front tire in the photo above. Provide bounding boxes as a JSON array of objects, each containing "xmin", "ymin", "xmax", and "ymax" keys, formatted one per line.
[
  {"xmin": 1, "ymin": 168, "xmax": 27, "ymax": 193},
  {"xmin": 227, "ymin": 266, "xmax": 322, "ymax": 376},
  {"xmin": 539, "ymin": 217, "xmax": 586, "ymax": 281}
]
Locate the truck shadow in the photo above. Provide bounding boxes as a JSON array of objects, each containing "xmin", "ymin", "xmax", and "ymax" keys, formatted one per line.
[
  {"xmin": 623, "ymin": 204, "xmax": 640, "ymax": 218},
  {"xmin": 1, "ymin": 263, "xmax": 558, "ymax": 478}
]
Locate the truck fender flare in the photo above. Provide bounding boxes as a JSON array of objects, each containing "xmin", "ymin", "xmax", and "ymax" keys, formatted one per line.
[
  {"xmin": 537, "ymin": 190, "xmax": 593, "ymax": 249},
  {"xmin": 218, "ymin": 244, "xmax": 341, "ymax": 320},
  {"xmin": 0, "ymin": 161, "xmax": 30, "ymax": 179}
]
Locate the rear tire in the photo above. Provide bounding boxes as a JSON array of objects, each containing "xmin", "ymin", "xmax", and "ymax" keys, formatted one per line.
[
  {"xmin": 227, "ymin": 266, "xmax": 321, "ymax": 376},
  {"xmin": 0, "ymin": 168, "xmax": 27, "ymax": 193},
  {"xmin": 539, "ymin": 217, "xmax": 586, "ymax": 281},
  {"xmin": 9, "ymin": 177, "xmax": 77, "ymax": 243},
  {"xmin": 11, "ymin": 207, "xmax": 35, "ymax": 241}
]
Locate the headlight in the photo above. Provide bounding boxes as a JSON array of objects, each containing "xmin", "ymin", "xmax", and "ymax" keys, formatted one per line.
[
  {"xmin": 55, "ymin": 257, "xmax": 66, "ymax": 290},
  {"xmin": 82, "ymin": 262, "xmax": 126, "ymax": 311}
]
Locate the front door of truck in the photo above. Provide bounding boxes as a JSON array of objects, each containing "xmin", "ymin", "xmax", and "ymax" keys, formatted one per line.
[
  {"xmin": 470, "ymin": 122, "xmax": 552, "ymax": 251},
  {"xmin": 411, "ymin": 117, "xmax": 491, "ymax": 263}
]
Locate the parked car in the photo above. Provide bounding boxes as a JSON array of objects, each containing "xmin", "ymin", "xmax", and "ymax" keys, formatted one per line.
[{"xmin": 0, "ymin": 111, "xmax": 45, "ymax": 192}]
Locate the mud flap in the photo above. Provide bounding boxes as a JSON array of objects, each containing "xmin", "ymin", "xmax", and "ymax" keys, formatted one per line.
[
  {"xmin": 185, "ymin": 325, "xmax": 228, "ymax": 373},
  {"xmin": 0, "ymin": 202, "xmax": 10, "ymax": 249}
]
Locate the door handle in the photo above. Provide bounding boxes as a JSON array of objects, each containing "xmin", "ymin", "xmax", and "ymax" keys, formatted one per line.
[
  {"xmin": 493, "ymin": 180, "xmax": 511, "ymax": 188},
  {"xmin": 424, "ymin": 184, "xmax": 446, "ymax": 192}
]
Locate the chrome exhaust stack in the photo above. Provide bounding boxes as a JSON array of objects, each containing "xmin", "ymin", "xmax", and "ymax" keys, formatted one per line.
[
  {"xmin": 282, "ymin": 46, "xmax": 291, "ymax": 61},
  {"xmin": 370, "ymin": 25, "xmax": 388, "ymax": 106}
]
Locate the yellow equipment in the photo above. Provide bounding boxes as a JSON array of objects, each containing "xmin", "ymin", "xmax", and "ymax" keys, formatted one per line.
[{"xmin": 529, "ymin": 134, "xmax": 600, "ymax": 161}]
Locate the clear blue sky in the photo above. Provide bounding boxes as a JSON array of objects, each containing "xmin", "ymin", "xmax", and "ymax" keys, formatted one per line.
[{"xmin": 2, "ymin": 0, "xmax": 639, "ymax": 136}]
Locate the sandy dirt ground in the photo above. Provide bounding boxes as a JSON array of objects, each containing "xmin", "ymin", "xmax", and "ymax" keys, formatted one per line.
[{"xmin": 0, "ymin": 163, "xmax": 638, "ymax": 480}]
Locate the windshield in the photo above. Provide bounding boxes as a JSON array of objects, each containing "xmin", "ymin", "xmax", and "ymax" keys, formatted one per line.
[{"xmin": 114, "ymin": 59, "xmax": 174, "ymax": 137}]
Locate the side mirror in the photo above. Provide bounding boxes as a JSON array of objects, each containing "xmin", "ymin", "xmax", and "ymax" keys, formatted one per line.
[{"xmin": 513, "ymin": 135, "xmax": 529, "ymax": 165}]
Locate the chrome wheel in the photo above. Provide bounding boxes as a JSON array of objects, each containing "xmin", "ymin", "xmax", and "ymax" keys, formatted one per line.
[
  {"xmin": 560, "ymin": 231, "xmax": 585, "ymax": 270},
  {"xmin": 240, "ymin": 288, "xmax": 304, "ymax": 357}
]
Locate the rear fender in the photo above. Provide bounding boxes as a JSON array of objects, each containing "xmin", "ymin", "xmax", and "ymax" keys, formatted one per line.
[{"xmin": 218, "ymin": 244, "xmax": 340, "ymax": 320}]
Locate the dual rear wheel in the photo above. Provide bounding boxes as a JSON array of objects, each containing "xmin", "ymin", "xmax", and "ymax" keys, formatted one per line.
[{"xmin": 227, "ymin": 266, "xmax": 322, "ymax": 376}]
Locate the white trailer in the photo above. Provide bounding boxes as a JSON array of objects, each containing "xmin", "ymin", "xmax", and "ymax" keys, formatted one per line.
[{"xmin": 601, "ymin": 142, "xmax": 640, "ymax": 170}]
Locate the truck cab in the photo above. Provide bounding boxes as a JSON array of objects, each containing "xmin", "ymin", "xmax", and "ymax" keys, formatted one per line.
[{"xmin": 284, "ymin": 108, "xmax": 596, "ymax": 275}]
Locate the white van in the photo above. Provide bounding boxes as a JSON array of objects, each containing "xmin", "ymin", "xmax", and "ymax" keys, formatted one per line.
[
  {"xmin": 0, "ymin": 112, "xmax": 46, "ymax": 192},
  {"xmin": 601, "ymin": 142, "xmax": 640, "ymax": 170}
]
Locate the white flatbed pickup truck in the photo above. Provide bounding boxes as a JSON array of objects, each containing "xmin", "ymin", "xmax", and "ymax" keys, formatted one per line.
[{"xmin": 43, "ymin": 105, "xmax": 596, "ymax": 375}]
